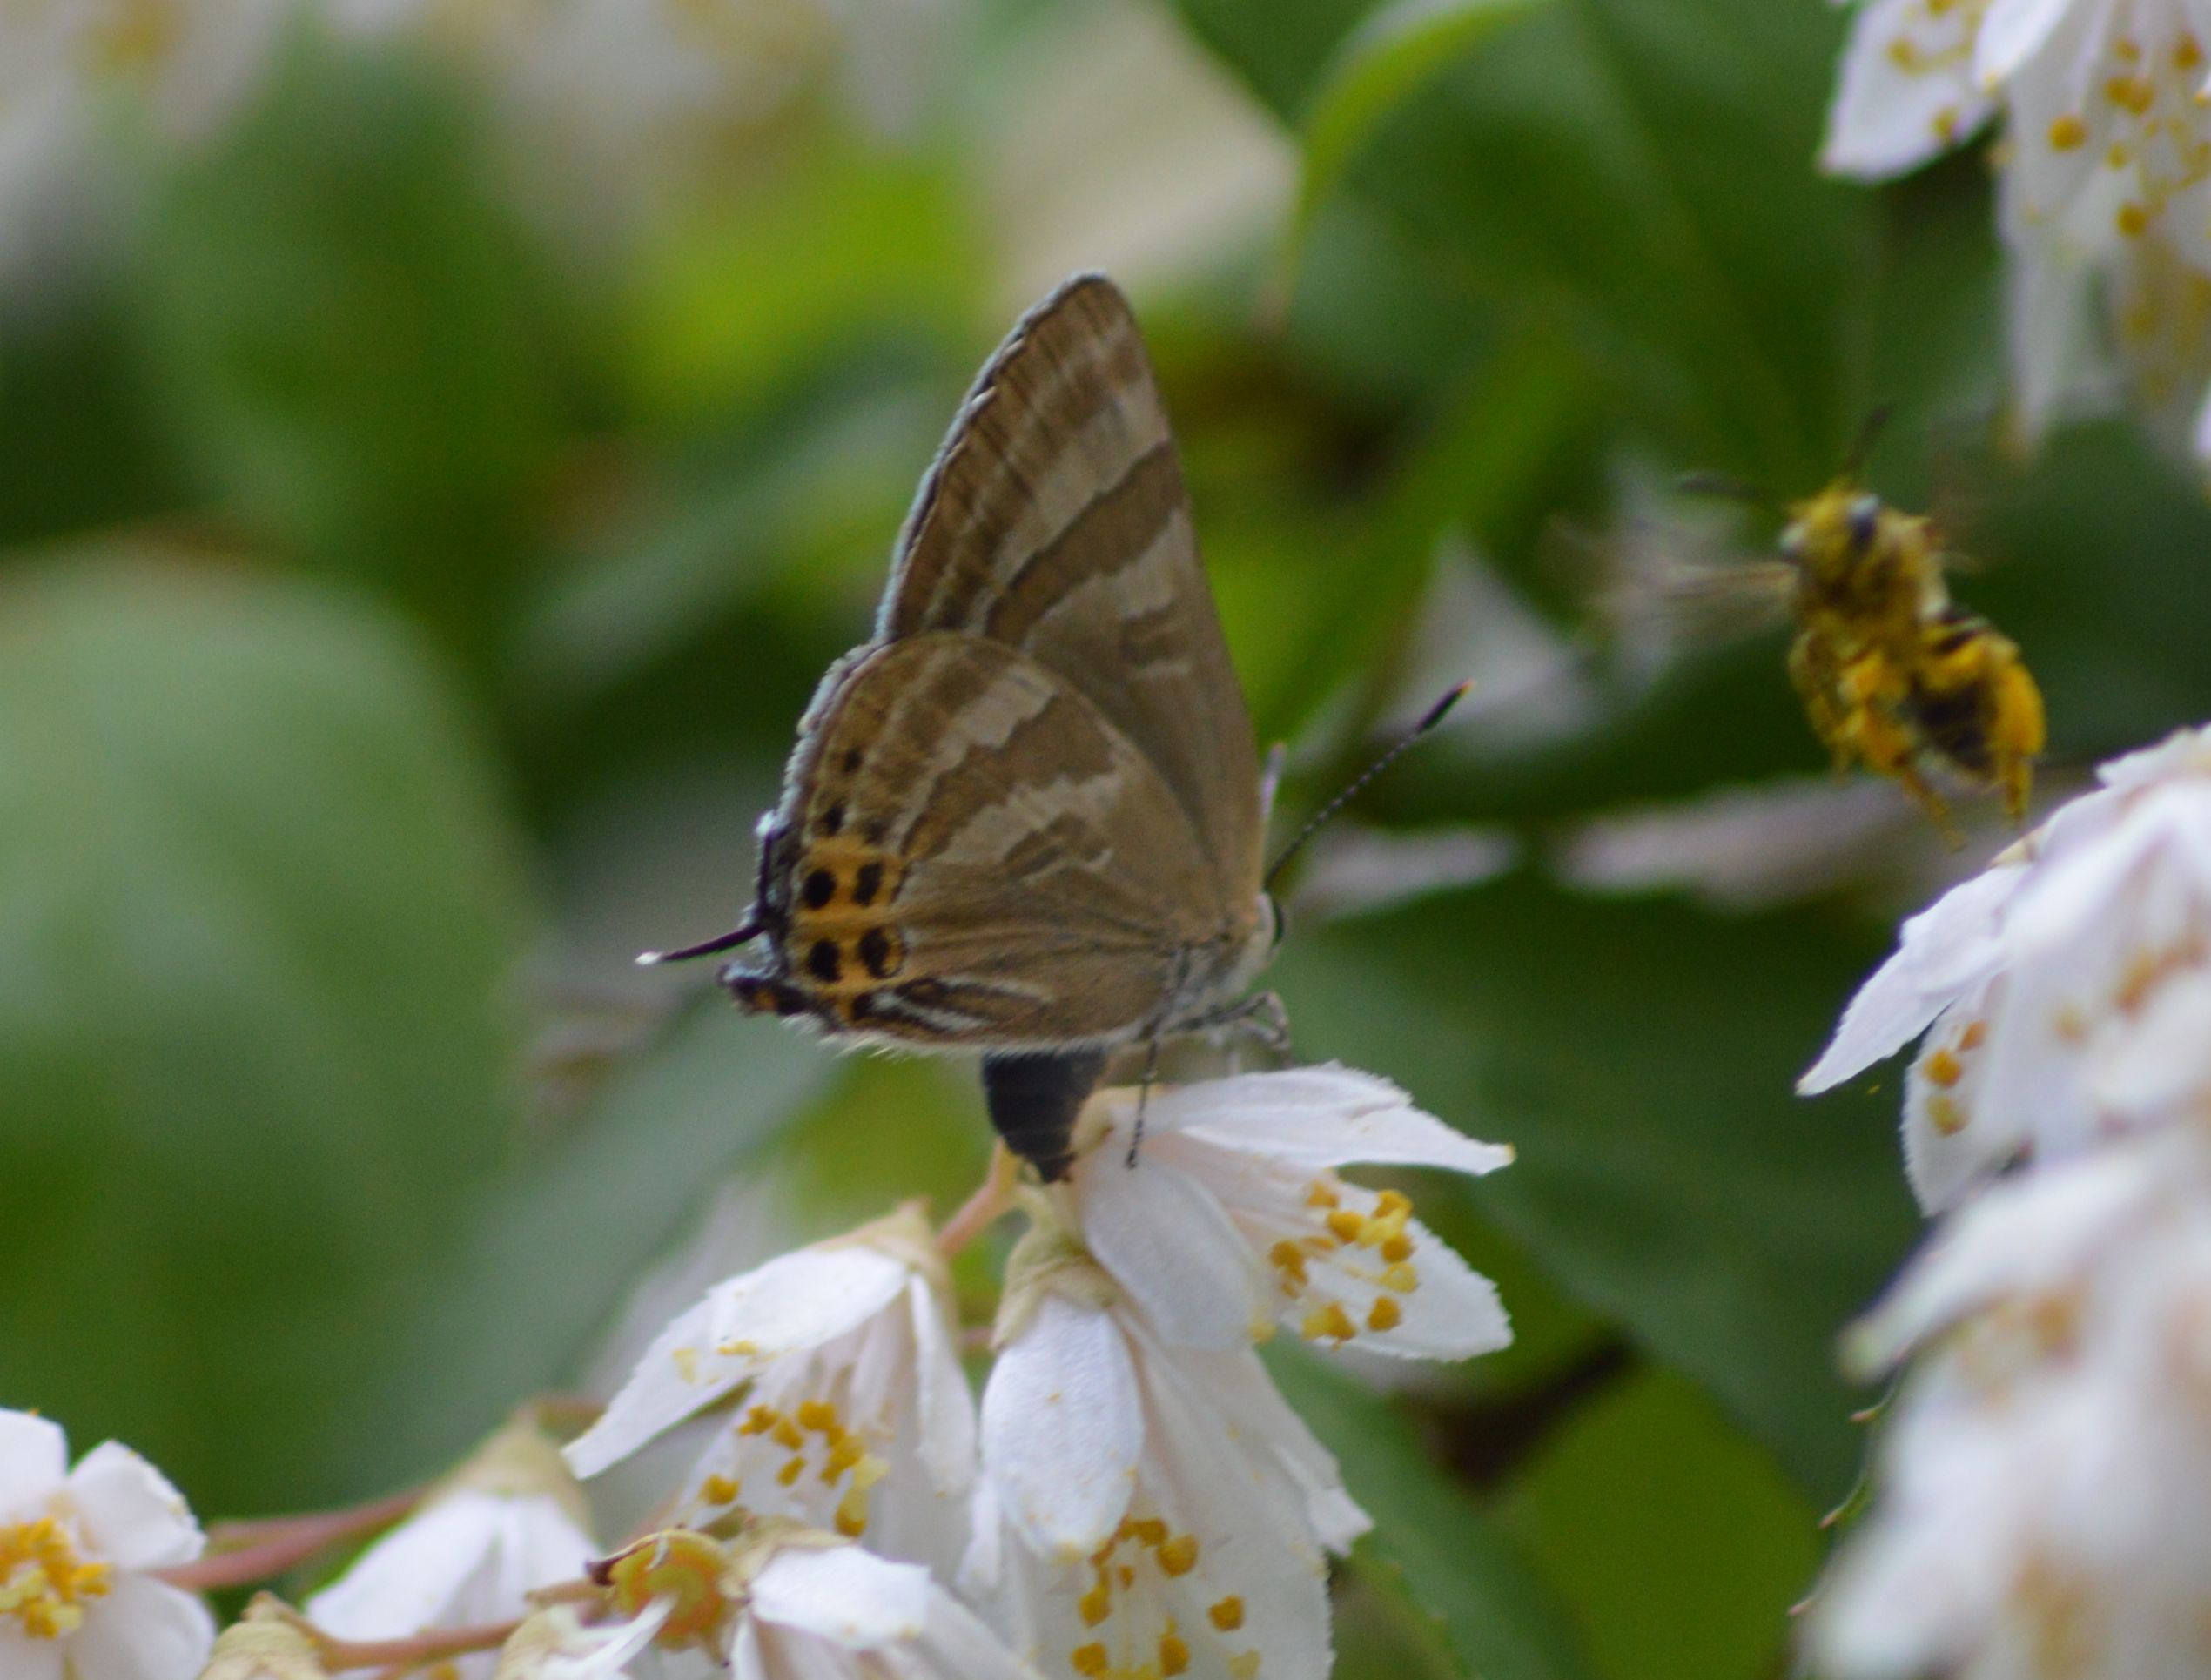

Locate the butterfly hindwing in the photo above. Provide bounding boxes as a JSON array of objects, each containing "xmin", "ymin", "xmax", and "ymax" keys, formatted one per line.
[
  {"xmin": 733, "ymin": 633, "xmax": 1226, "ymax": 1048},
  {"xmin": 881, "ymin": 272, "xmax": 1265, "ymax": 911}
]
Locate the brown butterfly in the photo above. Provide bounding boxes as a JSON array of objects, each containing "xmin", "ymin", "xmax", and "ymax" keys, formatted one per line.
[{"xmin": 644, "ymin": 274, "xmax": 1274, "ymax": 1181}]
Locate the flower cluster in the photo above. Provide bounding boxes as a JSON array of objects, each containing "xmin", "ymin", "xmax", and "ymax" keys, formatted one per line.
[
  {"xmin": 1801, "ymin": 722, "xmax": 2211, "ymax": 1677},
  {"xmin": 1, "ymin": 1065, "xmax": 1512, "ymax": 1680},
  {"xmin": 1824, "ymin": 0, "xmax": 2211, "ymax": 461}
]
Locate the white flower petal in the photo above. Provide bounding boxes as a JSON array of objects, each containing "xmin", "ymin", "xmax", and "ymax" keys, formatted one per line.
[
  {"xmin": 1845, "ymin": 1140, "xmax": 2156, "ymax": 1375},
  {"xmin": 70, "ymin": 1573, "xmax": 216, "ymax": 1680},
  {"xmin": 980, "ymin": 1294, "xmax": 1142, "ymax": 1556},
  {"xmin": 0, "ymin": 1411, "xmax": 68, "ymax": 1513},
  {"xmin": 1825, "ymin": 0, "xmax": 1993, "ymax": 178},
  {"xmin": 0, "ymin": 1629, "xmax": 62, "ymax": 1680},
  {"xmin": 1976, "ymin": 0, "xmax": 2074, "ymax": 84},
  {"xmin": 1161, "ymin": 1065, "xmax": 1512, "ymax": 1176},
  {"xmin": 1341, "ymin": 1215, "xmax": 1513, "ymax": 1361},
  {"xmin": 1078, "ymin": 1150, "xmax": 1269, "ymax": 1349},
  {"xmin": 64, "ymin": 1442, "xmax": 204, "ymax": 1572},
  {"xmin": 1800, "ymin": 864, "xmax": 2020, "ymax": 1092},
  {"xmin": 749, "ymin": 1546, "xmax": 931, "ymax": 1650},
  {"xmin": 568, "ymin": 1245, "xmax": 911, "ymax": 1476},
  {"xmin": 905, "ymin": 1277, "xmax": 978, "ymax": 1498},
  {"xmin": 915, "ymin": 1588, "xmax": 1038, "ymax": 1680},
  {"xmin": 309, "ymin": 1494, "xmax": 510, "ymax": 1638}
]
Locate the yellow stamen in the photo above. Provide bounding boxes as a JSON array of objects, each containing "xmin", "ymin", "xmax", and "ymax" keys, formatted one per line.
[
  {"xmin": 1209, "ymin": 1597, "xmax": 1246, "ymax": 1632},
  {"xmin": 1072, "ymin": 1644, "xmax": 1109, "ymax": 1677},
  {"xmin": 1158, "ymin": 1535, "xmax": 1199, "ymax": 1576},
  {"xmin": 1300, "ymin": 1302, "xmax": 1357, "ymax": 1343},
  {"xmin": 0, "ymin": 1517, "xmax": 111, "ymax": 1642},
  {"xmin": 1367, "ymin": 1297, "xmax": 1403, "ymax": 1333}
]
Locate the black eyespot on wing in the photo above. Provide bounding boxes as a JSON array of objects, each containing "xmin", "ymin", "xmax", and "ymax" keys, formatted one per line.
[
  {"xmin": 803, "ymin": 869, "xmax": 837, "ymax": 909},
  {"xmin": 774, "ymin": 986, "xmax": 810, "ymax": 1018},
  {"xmin": 859, "ymin": 927, "xmax": 897, "ymax": 978},
  {"xmin": 808, "ymin": 939, "xmax": 843, "ymax": 983},
  {"xmin": 853, "ymin": 862, "xmax": 884, "ymax": 906},
  {"xmin": 861, "ymin": 816, "xmax": 890, "ymax": 846},
  {"xmin": 850, "ymin": 991, "xmax": 877, "ymax": 1021},
  {"xmin": 819, "ymin": 803, "xmax": 846, "ymax": 837},
  {"xmin": 842, "ymin": 748, "xmax": 864, "ymax": 773}
]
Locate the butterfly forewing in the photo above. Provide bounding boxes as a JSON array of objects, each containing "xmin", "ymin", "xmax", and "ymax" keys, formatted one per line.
[
  {"xmin": 881, "ymin": 273, "xmax": 1265, "ymax": 908},
  {"xmin": 734, "ymin": 634, "xmax": 1225, "ymax": 1048}
]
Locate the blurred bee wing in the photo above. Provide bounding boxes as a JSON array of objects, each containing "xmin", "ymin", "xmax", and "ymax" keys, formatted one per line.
[
  {"xmin": 879, "ymin": 272, "xmax": 1264, "ymax": 904},
  {"xmin": 1582, "ymin": 511, "xmax": 1795, "ymax": 651},
  {"xmin": 780, "ymin": 632, "xmax": 1225, "ymax": 1047}
]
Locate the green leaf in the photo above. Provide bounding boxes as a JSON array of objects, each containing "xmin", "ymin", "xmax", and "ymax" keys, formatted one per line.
[
  {"xmin": 1273, "ymin": 1350, "xmax": 1600, "ymax": 1680},
  {"xmin": 346, "ymin": 1006, "xmax": 835, "ymax": 1488},
  {"xmin": 0, "ymin": 559, "xmax": 531, "ymax": 1511},
  {"xmin": 1274, "ymin": 877, "xmax": 1917, "ymax": 1501},
  {"xmin": 1295, "ymin": 0, "xmax": 1552, "ymax": 244},
  {"xmin": 1495, "ymin": 1368, "xmax": 1819, "ymax": 1680},
  {"xmin": 136, "ymin": 26, "xmax": 559, "ymax": 655}
]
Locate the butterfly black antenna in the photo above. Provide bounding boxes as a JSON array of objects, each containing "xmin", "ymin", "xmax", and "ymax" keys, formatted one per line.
[
  {"xmin": 1263, "ymin": 681, "xmax": 1473, "ymax": 892},
  {"xmin": 636, "ymin": 911, "xmax": 765, "ymax": 967}
]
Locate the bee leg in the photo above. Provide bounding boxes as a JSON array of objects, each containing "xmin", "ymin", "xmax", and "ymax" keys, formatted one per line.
[{"xmin": 1787, "ymin": 636, "xmax": 1855, "ymax": 775}]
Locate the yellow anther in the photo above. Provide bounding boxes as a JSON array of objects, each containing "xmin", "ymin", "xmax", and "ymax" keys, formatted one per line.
[
  {"xmin": 1119, "ymin": 1566, "xmax": 1136, "ymax": 1588},
  {"xmin": 1380, "ymin": 1263, "xmax": 1418, "ymax": 1294},
  {"xmin": 2120, "ymin": 202, "xmax": 2153, "ymax": 238},
  {"xmin": 1374, "ymin": 1191, "xmax": 1411, "ymax": 1219},
  {"xmin": 0, "ymin": 1517, "xmax": 111, "ymax": 1641},
  {"xmin": 1132, "ymin": 1518, "xmax": 1168, "ymax": 1548},
  {"xmin": 796, "ymin": 1400, "xmax": 839, "ymax": 1434},
  {"xmin": 1301, "ymin": 1302, "xmax": 1357, "ymax": 1342},
  {"xmin": 1268, "ymin": 1241, "xmax": 1309, "ymax": 1289},
  {"xmin": 1209, "ymin": 1597, "xmax": 1246, "ymax": 1632},
  {"xmin": 1325, "ymin": 1211, "xmax": 1365, "ymax": 1244},
  {"xmin": 1379, "ymin": 1234, "xmax": 1415, "ymax": 1265},
  {"xmin": 1924, "ymin": 1047, "xmax": 1965, "ymax": 1088},
  {"xmin": 2048, "ymin": 113, "xmax": 2089, "ymax": 149},
  {"xmin": 1159, "ymin": 1633, "xmax": 1190, "ymax": 1677},
  {"xmin": 1305, "ymin": 1182, "xmax": 1340, "ymax": 1210},
  {"xmin": 740, "ymin": 1406, "xmax": 780, "ymax": 1435},
  {"xmin": 1960, "ymin": 1019, "xmax": 1988, "ymax": 1050},
  {"xmin": 776, "ymin": 1459, "xmax": 805, "ymax": 1488},
  {"xmin": 1368, "ymin": 1297, "xmax": 1403, "ymax": 1333},
  {"xmin": 1072, "ymin": 1644, "xmax": 1109, "ymax": 1677},
  {"xmin": 771, "ymin": 1418, "xmax": 805, "ymax": 1452},
  {"xmin": 834, "ymin": 1489, "xmax": 870, "ymax": 1538},
  {"xmin": 822, "ymin": 1437, "xmax": 866, "ymax": 1481},
  {"xmin": 850, "ymin": 1454, "xmax": 888, "ymax": 1493},
  {"xmin": 1079, "ymin": 1583, "xmax": 1112, "ymax": 1627},
  {"xmin": 701, "ymin": 1475, "xmax": 740, "ymax": 1504},
  {"xmin": 1928, "ymin": 1094, "xmax": 1969, "ymax": 1137},
  {"xmin": 1158, "ymin": 1535, "xmax": 1199, "ymax": 1576},
  {"xmin": 2181, "ymin": 33, "xmax": 2206, "ymax": 69}
]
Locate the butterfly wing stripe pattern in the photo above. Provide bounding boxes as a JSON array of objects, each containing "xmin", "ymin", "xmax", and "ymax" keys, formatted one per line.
[
  {"xmin": 748, "ymin": 634, "xmax": 1219, "ymax": 1046},
  {"xmin": 883, "ymin": 272, "xmax": 1265, "ymax": 906},
  {"xmin": 713, "ymin": 273, "xmax": 1274, "ymax": 1179}
]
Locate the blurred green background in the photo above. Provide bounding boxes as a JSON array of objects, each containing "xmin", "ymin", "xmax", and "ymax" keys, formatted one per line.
[{"xmin": 5, "ymin": 2, "xmax": 2210, "ymax": 1677}]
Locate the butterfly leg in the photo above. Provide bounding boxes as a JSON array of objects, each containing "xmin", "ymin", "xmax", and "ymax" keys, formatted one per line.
[{"xmin": 1126, "ymin": 1026, "xmax": 1166, "ymax": 1171}]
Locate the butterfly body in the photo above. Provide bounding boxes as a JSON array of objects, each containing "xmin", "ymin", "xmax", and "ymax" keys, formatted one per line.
[{"xmin": 698, "ymin": 274, "xmax": 1273, "ymax": 1179}]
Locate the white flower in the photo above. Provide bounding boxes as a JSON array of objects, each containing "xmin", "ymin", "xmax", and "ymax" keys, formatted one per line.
[
  {"xmin": 1809, "ymin": 1125, "xmax": 2211, "ymax": 1680},
  {"xmin": 306, "ymin": 1422, "xmax": 595, "ymax": 1680},
  {"xmin": 1802, "ymin": 725, "xmax": 2211, "ymax": 1212},
  {"xmin": 564, "ymin": 1206, "xmax": 975, "ymax": 1572},
  {"xmin": 1823, "ymin": 0, "xmax": 2211, "ymax": 459},
  {"xmin": 601, "ymin": 1527, "xmax": 1033, "ymax": 1680},
  {"xmin": 963, "ymin": 1232, "xmax": 1365, "ymax": 1680},
  {"xmin": 0, "ymin": 1409, "xmax": 214, "ymax": 1680},
  {"xmin": 1065, "ymin": 1067, "xmax": 1513, "ymax": 1361}
]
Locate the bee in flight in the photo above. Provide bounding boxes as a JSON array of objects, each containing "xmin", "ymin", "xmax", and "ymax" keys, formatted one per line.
[
  {"xmin": 1630, "ymin": 453, "xmax": 2047, "ymax": 842},
  {"xmin": 1771, "ymin": 477, "xmax": 2045, "ymax": 840}
]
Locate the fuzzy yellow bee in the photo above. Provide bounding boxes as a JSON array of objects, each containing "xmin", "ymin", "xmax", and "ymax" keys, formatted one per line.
[{"xmin": 1771, "ymin": 478, "xmax": 2045, "ymax": 839}]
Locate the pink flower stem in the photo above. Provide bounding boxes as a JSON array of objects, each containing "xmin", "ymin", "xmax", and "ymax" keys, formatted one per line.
[
  {"xmin": 937, "ymin": 1144, "xmax": 1019, "ymax": 1257},
  {"xmin": 155, "ymin": 1489, "xmax": 422, "ymax": 1593}
]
